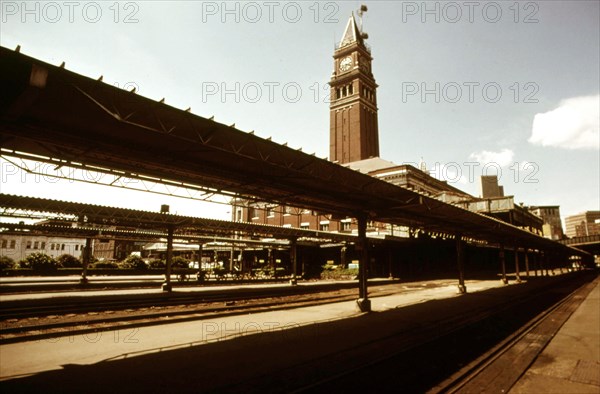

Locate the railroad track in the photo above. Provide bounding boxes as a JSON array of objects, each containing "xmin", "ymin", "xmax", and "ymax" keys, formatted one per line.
[
  {"xmin": 0, "ymin": 281, "xmax": 407, "ymax": 343},
  {"xmin": 212, "ymin": 270, "xmax": 598, "ymax": 393},
  {"xmin": 431, "ymin": 274, "xmax": 599, "ymax": 393},
  {"xmin": 0, "ymin": 276, "xmax": 291, "ymax": 294},
  {"xmin": 0, "ymin": 281, "xmax": 365, "ymax": 320}
]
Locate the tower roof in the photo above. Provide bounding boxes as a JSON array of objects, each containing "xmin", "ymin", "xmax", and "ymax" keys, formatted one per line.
[{"xmin": 339, "ymin": 13, "xmax": 363, "ymax": 48}]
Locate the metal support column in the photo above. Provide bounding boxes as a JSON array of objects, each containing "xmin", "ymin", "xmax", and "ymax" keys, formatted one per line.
[
  {"xmin": 196, "ymin": 242, "xmax": 204, "ymax": 282},
  {"xmin": 388, "ymin": 247, "xmax": 393, "ymax": 279},
  {"xmin": 289, "ymin": 237, "xmax": 297, "ymax": 285},
  {"xmin": 267, "ymin": 247, "xmax": 273, "ymax": 273},
  {"xmin": 500, "ymin": 244, "xmax": 508, "ymax": 285},
  {"xmin": 356, "ymin": 216, "xmax": 371, "ymax": 312},
  {"xmin": 456, "ymin": 234, "xmax": 467, "ymax": 294},
  {"xmin": 162, "ymin": 226, "xmax": 174, "ymax": 292},
  {"xmin": 79, "ymin": 237, "xmax": 92, "ymax": 285},
  {"xmin": 514, "ymin": 245, "xmax": 521, "ymax": 283},
  {"xmin": 541, "ymin": 251, "xmax": 547, "ymax": 276},
  {"xmin": 524, "ymin": 248, "xmax": 530, "ymax": 278}
]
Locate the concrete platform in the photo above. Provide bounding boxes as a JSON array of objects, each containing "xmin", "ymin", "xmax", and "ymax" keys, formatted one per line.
[
  {"xmin": 0, "ymin": 277, "xmax": 397, "ymax": 302},
  {"xmin": 510, "ymin": 279, "xmax": 600, "ymax": 393},
  {"xmin": 0, "ymin": 272, "xmax": 595, "ymax": 392}
]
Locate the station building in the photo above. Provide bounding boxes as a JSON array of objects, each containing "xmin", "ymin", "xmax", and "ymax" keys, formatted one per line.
[{"xmin": 0, "ymin": 233, "xmax": 85, "ymax": 261}]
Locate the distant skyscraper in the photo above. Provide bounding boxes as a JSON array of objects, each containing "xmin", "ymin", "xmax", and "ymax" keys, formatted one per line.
[
  {"xmin": 564, "ymin": 211, "xmax": 600, "ymax": 238},
  {"xmin": 481, "ymin": 175, "xmax": 504, "ymax": 198}
]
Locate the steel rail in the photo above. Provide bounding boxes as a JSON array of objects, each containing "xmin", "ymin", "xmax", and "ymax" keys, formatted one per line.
[{"xmin": 433, "ymin": 275, "xmax": 598, "ymax": 394}]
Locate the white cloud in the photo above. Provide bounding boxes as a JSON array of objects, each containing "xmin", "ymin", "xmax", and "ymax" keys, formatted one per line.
[
  {"xmin": 529, "ymin": 95, "xmax": 599, "ymax": 150},
  {"xmin": 469, "ymin": 148, "xmax": 515, "ymax": 168}
]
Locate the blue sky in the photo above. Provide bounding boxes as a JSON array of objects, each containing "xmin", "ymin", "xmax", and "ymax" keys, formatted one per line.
[{"xmin": 1, "ymin": 1, "xmax": 598, "ymax": 223}]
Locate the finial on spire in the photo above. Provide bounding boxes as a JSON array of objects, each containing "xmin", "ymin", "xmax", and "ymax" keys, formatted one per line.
[
  {"xmin": 419, "ymin": 157, "xmax": 429, "ymax": 174},
  {"xmin": 357, "ymin": 4, "xmax": 369, "ymax": 39}
]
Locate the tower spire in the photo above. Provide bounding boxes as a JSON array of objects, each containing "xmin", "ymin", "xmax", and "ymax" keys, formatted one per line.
[{"xmin": 339, "ymin": 13, "xmax": 362, "ymax": 48}]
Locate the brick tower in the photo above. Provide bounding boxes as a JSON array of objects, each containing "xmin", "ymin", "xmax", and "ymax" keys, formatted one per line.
[{"xmin": 329, "ymin": 11, "xmax": 379, "ymax": 164}]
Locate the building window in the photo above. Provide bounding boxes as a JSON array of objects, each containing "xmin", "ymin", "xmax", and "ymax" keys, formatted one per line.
[
  {"xmin": 300, "ymin": 223, "xmax": 310, "ymax": 230},
  {"xmin": 10, "ymin": 240, "xmax": 16, "ymax": 249},
  {"xmin": 41, "ymin": 242, "xmax": 46, "ymax": 250},
  {"xmin": 26, "ymin": 241, "xmax": 32, "ymax": 249},
  {"xmin": 249, "ymin": 207, "xmax": 258, "ymax": 219},
  {"xmin": 1, "ymin": 240, "xmax": 6, "ymax": 249},
  {"xmin": 348, "ymin": 84, "xmax": 353, "ymax": 95},
  {"xmin": 51, "ymin": 243, "xmax": 55, "ymax": 250},
  {"xmin": 320, "ymin": 223, "xmax": 329, "ymax": 232},
  {"xmin": 75, "ymin": 245, "xmax": 79, "ymax": 251},
  {"xmin": 33, "ymin": 241, "xmax": 39, "ymax": 249},
  {"xmin": 266, "ymin": 207, "xmax": 274, "ymax": 218},
  {"xmin": 342, "ymin": 222, "xmax": 351, "ymax": 232},
  {"xmin": 61, "ymin": 244, "xmax": 65, "ymax": 251}
]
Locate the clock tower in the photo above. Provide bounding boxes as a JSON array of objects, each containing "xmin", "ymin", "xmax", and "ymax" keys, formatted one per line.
[{"xmin": 329, "ymin": 11, "xmax": 379, "ymax": 164}]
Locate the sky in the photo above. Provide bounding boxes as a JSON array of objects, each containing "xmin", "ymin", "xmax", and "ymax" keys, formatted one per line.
[{"xmin": 0, "ymin": 0, "xmax": 598, "ymax": 224}]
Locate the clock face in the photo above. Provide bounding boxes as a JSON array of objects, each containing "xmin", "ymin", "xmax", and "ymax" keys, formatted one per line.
[{"xmin": 339, "ymin": 56, "xmax": 352, "ymax": 72}]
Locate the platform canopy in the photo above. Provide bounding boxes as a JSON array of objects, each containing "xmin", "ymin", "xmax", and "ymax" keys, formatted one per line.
[
  {"xmin": 0, "ymin": 194, "xmax": 358, "ymax": 244},
  {"xmin": 0, "ymin": 47, "xmax": 585, "ymax": 256}
]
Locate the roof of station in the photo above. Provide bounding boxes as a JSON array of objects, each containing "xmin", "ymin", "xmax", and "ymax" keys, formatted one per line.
[{"xmin": 0, "ymin": 47, "xmax": 586, "ymax": 256}]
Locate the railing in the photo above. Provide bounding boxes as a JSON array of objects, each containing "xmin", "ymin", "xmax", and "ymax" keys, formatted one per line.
[{"xmin": 335, "ymin": 39, "xmax": 371, "ymax": 53}]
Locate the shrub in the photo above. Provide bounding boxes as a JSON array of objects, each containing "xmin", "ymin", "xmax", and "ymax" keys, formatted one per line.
[
  {"xmin": 26, "ymin": 253, "xmax": 59, "ymax": 272},
  {"xmin": 117, "ymin": 261, "xmax": 132, "ymax": 269},
  {"xmin": 148, "ymin": 259, "xmax": 166, "ymax": 269},
  {"xmin": 123, "ymin": 254, "xmax": 147, "ymax": 270},
  {"xmin": 92, "ymin": 261, "xmax": 119, "ymax": 269},
  {"xmin": 0, "ymin": 256, "xmax": 15, "ymax": 270},
  {"xmin": 17, "ymin": 259, "xmax": 30, "ymax": 269},
  {"xmin": 172, "ymin": 256, "xmax": 190, "ymax": 269},
  {"xmin": 57, "ymin": 254, "xmax": 82, "ymax": 268},
  {"xmin": 320, "ymin": 266, "xmax": 358, "ymax": 280}
]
